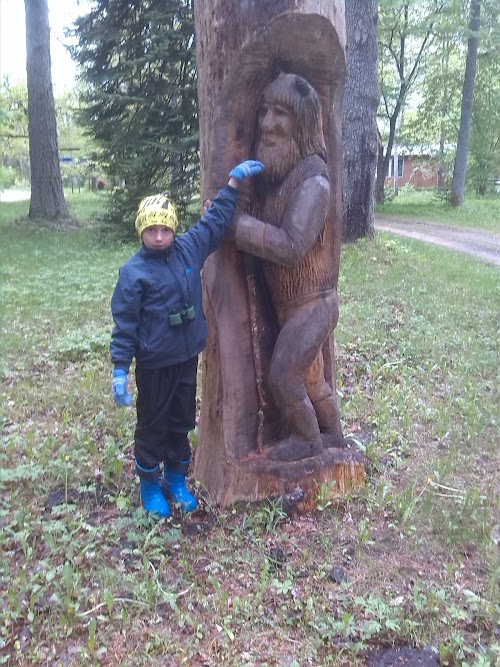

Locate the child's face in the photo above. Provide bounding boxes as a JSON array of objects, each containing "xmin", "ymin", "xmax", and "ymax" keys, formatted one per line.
[{"xmin": 142, "ymin": 225, "xmax": 175, "ymax": 251}]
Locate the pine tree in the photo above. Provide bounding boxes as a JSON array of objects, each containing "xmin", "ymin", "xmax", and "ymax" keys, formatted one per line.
[{"xmin": 72, "ymin": 0, "xmax": 198, "ymax": 237}]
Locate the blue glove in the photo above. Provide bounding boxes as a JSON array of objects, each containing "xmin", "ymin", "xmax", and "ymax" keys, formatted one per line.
[
  {"xmin": 229, "ymin": 160, "xmax": 265, "ymax": 181},
  {"xmin": 112, "ymin": 369, "xmax": 133, "ymax": 406}
]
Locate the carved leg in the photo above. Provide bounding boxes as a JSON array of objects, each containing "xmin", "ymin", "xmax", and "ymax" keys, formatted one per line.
[
  {"xmin": 266, "ymin": 373, "xmax": 323, "ymax": 461},
  {"xmin": 313, "ymin": 396, "xmax": 344, "ymax": 447},
  {"xmin": 274, "ymin": 394, "xmax": 323, "ymax": 459},
  {"xmin": 264, "ymin": 300, "xmax": 333, "ymax": 461},
  {"xmin": 304, "ymin": 353, "xmax": 344, "ymax": 444}
]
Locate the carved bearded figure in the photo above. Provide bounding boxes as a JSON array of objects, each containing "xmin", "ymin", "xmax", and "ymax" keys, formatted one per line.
[{"xmin": 234, "ymin": 72, "xmax": 343, "ymax": 461}]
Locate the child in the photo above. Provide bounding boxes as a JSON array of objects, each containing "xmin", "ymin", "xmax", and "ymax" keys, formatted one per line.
[{"xmin": 110, "ymin": 160, "xmax": 264, "ymax": 517}]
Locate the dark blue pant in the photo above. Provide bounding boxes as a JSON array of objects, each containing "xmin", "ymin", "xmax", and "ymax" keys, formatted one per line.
[{"xmin": 134, "ymin": 356, "xmax": 198, "ymax": 476}]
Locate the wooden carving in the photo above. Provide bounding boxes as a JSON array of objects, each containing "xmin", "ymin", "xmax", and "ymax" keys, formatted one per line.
[{"xmin": 194, "ymin": 0, "xmax": 366, "ymax": 508}]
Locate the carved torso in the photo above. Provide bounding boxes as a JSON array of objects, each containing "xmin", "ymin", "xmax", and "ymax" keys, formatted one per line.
[{"xmin": 254, "ymin": 155, "xmax": 336, "ymax": 304}]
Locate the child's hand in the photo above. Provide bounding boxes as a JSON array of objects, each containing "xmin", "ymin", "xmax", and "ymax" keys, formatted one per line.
[
  {"xmin": 229, "ymin": 160, "xmax": 265, "ymax": 181},
  {"xmin": 112, "ymin": 369, "xmax": 133, "ymax": 406}
]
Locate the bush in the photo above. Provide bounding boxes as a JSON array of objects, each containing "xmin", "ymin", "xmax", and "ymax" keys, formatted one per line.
[{"xmin": 0, "ymin": 165, "xmax": 16, "ymax": 189}]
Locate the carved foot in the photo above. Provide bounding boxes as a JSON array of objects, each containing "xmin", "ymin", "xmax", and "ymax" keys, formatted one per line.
[
  {"xmin": 321, "ymin": 433, "xmax": 347, "ymax": 449},
  {"xmin": 265, "ymin": 436, "xmax": 323, "ymax": 462}
]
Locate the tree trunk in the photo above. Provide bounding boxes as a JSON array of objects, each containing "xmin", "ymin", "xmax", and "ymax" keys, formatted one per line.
[
  {"xmin": 25, "ymin": 0, "xmax": 68, "ymax": 219},
  {"xmin": 438, "ymin": 37, "xmax": 451, "ymax": 193},
  {"xmin": 450, "ymin": 0, "xmax": 482, "ymax": 208},
  {"xmin": 342, "ymin": 0, "xmax": 379, "ymax": 242},
  {"xmin": 194, "ymin": 0, "xmax": 366, "ymax": 508},
  {"xmin": 375, "ymin": 105, "xmax": 401, "ymax": 204}
]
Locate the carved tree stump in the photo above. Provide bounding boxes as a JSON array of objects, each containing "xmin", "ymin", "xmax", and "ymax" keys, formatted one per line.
[{"xmin": 194, "ymin": 0, "xmax": 366, "ymax": 508}]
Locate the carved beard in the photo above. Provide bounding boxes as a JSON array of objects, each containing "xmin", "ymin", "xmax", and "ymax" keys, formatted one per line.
[{"xmin": 255, "ymin": 137, "xmax": 301, "ymax": 184}]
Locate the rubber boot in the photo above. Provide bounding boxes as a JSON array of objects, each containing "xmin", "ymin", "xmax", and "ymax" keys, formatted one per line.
[
  {"xmin": 160, "ymin": 460, "xmax": 198, "ymax": 512},
  {"xmin": 136, "ymin": 462, "xmax": 171, "ymax": 518}
]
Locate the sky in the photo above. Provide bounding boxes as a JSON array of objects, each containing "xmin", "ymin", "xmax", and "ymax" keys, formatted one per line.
[{"xmin": 0, "ymin": 0, "xmax": 91, "ymax": 93}]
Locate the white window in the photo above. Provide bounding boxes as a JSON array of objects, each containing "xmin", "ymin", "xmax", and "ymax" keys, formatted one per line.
[{"xmin": 387, "ymin": 156, "xmax": 404, "ymax": 178}]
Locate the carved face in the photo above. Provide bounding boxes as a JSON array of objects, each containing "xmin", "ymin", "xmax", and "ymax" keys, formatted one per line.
[
  {"xmin": 254, "ymin": 72, "xmax": 327, "ymax": 183},
  {"xmin": 258, "ymin": 99, "xmax": 294, "ymax": 147},
  {"xmin": 255, "ymin": 95, "xmax": 300, "ymax": 183}
]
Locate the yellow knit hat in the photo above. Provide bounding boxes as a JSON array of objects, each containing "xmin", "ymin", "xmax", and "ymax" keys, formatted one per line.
[{"xmin": 135, "ymin": 195, "xmax": 178, "ymax": 236}]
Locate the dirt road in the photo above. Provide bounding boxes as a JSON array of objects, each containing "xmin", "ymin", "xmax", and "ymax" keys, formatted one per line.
[{"xmin": 376, "ymin": 215, "xmax": 500, "ymax": 267}]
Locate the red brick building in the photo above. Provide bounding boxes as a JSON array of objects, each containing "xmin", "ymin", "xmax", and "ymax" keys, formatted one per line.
[{"xmin": 385, "ymin": 146, "xmax": 450, "ymax": 189}]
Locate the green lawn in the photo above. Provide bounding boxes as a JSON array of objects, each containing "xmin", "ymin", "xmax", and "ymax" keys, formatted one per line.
[
  {"xmin": 1, "ymin": 194, "xmax": 498, "ymax": 666},
  {"xmin": 376, "ymin": 188, "xmax": 500, "ymax": 233}
]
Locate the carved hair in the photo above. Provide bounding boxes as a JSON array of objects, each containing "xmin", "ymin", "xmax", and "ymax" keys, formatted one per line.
[{"xmin": 260, "ymin": 73, "xmax": 327, "ymax": 162}]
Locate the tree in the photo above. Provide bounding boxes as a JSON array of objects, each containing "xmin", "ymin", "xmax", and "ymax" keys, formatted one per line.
[
  {"xmin": 387, "ymin": 0, "xmax": 500, "ymax": 198},
  {"xmin": 342, "ymin": 0, "xmax": 379, "ymax": 241},
  {"xmin": 72, "ymin": 0, "xmax": 198, "ymax": 239},
  {"xmin": 403, "ymin": 30, "xmax": 462, "ymax": 192},
  {"xmin": 450, "ymin": 0, "xmax": 482, "ymax": 207},
  {"xmin": 0, "ymin": 81, "xmax": 97, "ymax": 190},
  {"xmin": 24, "ymin": 0, "xmax": 68, "ymax": 219},
  {"xmin": 0, "ymin": 82, "xmax": 31, "ymax": 185},
  {"xmin": 376, "ymin": 0, "xmax": 446, "ymax": 203},
  {"xmin": 193, "ymin": 0, "xmax": 364, "ymax": 508},
  {"xmin": 393, "ymin": 14, "xmax": 464, "ymax": 193},
  {"xmin": 468, "ymin": 32, "xmax": 500, "ymax": 195}
]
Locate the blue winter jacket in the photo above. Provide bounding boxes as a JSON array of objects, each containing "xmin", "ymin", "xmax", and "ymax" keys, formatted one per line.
[{"xmin": 110, "ymin": 185, "xmax": 239, "ymax": 371}]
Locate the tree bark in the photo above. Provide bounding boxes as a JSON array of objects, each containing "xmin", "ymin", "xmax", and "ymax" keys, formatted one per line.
[
  {"xmin": 25, "ymin": 0, "xmax": 68, "ymax": 219},
  {"xmin": 450, "ymin": 0, "xmax": 482, "ymax": 208},
  {"xmin": 342, "ymin": 0, "xmax": 379, "ymax": 242},
  {"xmin": 194, "ymin": 0, "xmax": 366, "ymax": 508}
]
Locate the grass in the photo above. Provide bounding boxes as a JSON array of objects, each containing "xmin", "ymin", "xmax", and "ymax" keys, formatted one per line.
[
  {"xmin": 1, "ymin": 193, "xmax": 499, "ymax": 666},
  {"xmin": 0, "ymin": 190, "xmax": 110, "ymax": 226},
  {"xmin": 376, "ymin": 188, "xmax": 500, "ymax": 233}
]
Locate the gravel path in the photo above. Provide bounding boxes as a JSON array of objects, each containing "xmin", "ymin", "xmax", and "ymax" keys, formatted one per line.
[{"xmin": 376, "ymin": 215, "xmax": 500, "ymax": 267}]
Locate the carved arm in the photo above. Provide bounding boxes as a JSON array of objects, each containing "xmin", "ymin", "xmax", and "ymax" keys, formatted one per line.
[{"xmin": 234, "ymin": 174, "xmax": 330, "ymax": 267}]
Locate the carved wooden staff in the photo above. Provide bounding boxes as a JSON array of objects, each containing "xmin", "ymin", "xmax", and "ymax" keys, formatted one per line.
[{"xmin": 245, "ymin": 255, "xmax": 265, "ymax": 455}]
